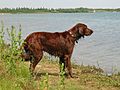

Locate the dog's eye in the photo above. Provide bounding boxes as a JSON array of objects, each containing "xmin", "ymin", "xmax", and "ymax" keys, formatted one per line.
[
  {"xmin": 84, "ymin": 26, "xmax": 87, "ymax": 29},
  {"xmin": 84, "ymin": 26, "xmax": 88, "ymax": 31}
]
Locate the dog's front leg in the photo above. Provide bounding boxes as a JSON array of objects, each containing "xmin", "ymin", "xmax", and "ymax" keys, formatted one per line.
[{"xmin": 65, "ymin": 55, "xmax": 73, "ymax": 78}]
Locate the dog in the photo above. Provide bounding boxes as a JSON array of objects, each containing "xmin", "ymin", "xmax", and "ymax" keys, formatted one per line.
[{"xmin": 22, "ymin": 23, "xmax": 93, "ymax": 77}]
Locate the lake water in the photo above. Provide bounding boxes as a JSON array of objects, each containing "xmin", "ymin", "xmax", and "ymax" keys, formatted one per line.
[{"xmin": 0, "ymin": 12, "xmax": 120, "ymax": 74}]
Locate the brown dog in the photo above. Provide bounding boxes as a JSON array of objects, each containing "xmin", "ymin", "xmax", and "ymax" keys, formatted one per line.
[{"xmin": 22, "ymin": 23, "xmax": 93, "ymax": 77}]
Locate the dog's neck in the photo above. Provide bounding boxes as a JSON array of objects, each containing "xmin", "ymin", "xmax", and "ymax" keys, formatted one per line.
[
  {"xmin": 69, "ymin": 31, "xmax": 84, "ymax": 43},
  {"xmin": 69, "ymin": 31, "xmax": 75, "ymax": 37}
]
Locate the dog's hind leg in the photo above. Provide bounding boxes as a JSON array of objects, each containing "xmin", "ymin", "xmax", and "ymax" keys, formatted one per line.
[
  {"xmin": 29, "ymin": 42, "xmax": 43, "ymax": 76},
  {"xmin": 29, "ymin": 51, "xmax": 43, "ymax": 76}
]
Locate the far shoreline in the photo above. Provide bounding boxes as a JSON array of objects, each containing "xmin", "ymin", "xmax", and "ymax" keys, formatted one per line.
[{"xmin": 0, "ymin": 7, "xmax": 120, "ymax": 14}]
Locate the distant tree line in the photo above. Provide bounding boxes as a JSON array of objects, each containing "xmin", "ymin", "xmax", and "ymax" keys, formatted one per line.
[{"xmin": 0, "ymin": 7, "xmax": 120, "ymax": 13}]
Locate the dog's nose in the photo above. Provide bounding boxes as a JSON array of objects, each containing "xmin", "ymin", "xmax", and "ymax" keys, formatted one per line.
[{"xmin": 91, "ymin": 30, "xmax": 93, "ymax": 34}]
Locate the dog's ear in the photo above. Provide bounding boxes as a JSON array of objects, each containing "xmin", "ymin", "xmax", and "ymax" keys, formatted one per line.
[
  {"xmin": 74, "ymin": 23, "xmax": 83, "ymax": 35},
  {"xmin": 76, "ymin": 26, "xmax": 85, "ymax": 36},
  {"xmin": 77, "ymin": 26, "xmax": 85, "ymax": 38},
  {"xmin": 78, "ymin": 27, "xmax": 84, "ymax": 35},
  {"xmin": 75, "ymin": 26, "xmax": 84, "ymax": 38}
]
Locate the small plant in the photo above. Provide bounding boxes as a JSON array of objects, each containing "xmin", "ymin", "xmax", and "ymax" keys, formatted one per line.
[
  {"xmin": 0, "ymin": 21, "xmax": 5, "ymax": 60},
  {"xmin": 0, "ymin": 24, "xmax": 40, "ymax": 90},
  {"xmin": 40, "ymin": 73, "xmax": 49, "ymax": 90},
  {"xmin": 2, "ymin": 25, "xmax": 22, "ymax": 75},
  {"xmin": 0, "ymin": 21, "xmax": 5, "ymax": 46}
]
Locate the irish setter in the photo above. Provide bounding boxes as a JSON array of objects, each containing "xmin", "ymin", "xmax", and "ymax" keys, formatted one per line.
[{"xmin": 22, "ymin": 23, "xmax": 93, "ymax": 77}]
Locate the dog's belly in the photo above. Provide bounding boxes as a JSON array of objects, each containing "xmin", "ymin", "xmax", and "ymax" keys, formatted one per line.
[{"xmin": 43, "ymin": 44, "xmax": 68, "ymax": 57}]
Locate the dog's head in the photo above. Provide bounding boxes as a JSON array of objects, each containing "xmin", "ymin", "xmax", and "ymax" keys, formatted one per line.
[
  {"xmin": 69, "ymin": 23, "xmax": 93, "ymax": 42},
  {"xmin": 77, "ymin": 23, "xmax": 93, "ymax": 36}
]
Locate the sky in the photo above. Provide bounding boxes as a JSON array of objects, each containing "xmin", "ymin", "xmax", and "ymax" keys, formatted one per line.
[{"xmin": 0, "ymin": 0, "xmax": 120, "ymax": 9}]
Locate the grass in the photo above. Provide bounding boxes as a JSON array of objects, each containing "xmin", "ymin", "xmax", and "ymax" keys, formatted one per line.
[{"xmin": 0, "ymin": 23, "xmax": 120, "ymax": 90}]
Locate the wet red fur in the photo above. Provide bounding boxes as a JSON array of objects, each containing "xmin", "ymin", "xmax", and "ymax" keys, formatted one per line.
[{"xmin": 22, "ymin": 23, "xmax": 93, "ymax": 77}]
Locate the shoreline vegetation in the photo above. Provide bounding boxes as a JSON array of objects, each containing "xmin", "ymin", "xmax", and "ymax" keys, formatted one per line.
[
  {"xmin": 0, "ymin": 24, "xmax": 120, "ymax": 90},
  {"xmin": 0, "ymin": 7, "xmax": 120, "ymax": 14}
]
